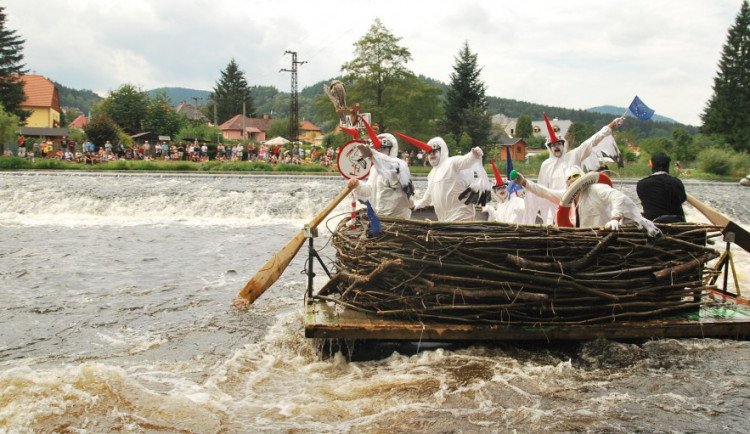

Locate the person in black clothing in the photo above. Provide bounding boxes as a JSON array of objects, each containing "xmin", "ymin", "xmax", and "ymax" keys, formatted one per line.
[{"xmin": 636, "ymin": 152, "xmax": 686, "ymax": 223}]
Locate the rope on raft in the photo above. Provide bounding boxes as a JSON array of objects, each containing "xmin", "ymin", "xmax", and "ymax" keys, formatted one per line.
[{"xmin": 316, "ymin": 210, "xmax": 724, "ymax": 325}]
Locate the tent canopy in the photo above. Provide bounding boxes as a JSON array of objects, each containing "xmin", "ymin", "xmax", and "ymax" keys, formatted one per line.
[{"xmin": 265, "ymin": 136, "xmax": 290, "ymax": 145}]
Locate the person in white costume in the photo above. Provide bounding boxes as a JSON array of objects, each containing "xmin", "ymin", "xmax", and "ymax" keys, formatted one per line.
[
  {"xmin": 483, "ymin": 160, "xmax": 525, "ymax": 223},
  {"xmin": 514, "ymin": 165, "xmax": 661, "ymax": 237},
  {"xmin": 527, "ymin": 113, "xmax": 626, "ymax": 224},
  {"xmin": 347, "ymin": 132, "xmax": 414, "ymax": 218},
  {"xmin": 395, "ymin": 133, "xmax": 490, "ymax": 222}
]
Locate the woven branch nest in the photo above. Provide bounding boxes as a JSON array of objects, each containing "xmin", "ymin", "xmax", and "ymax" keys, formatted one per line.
[{"xmin": 317, "ymin": 210, "xmax": 724, "ymax": 325}]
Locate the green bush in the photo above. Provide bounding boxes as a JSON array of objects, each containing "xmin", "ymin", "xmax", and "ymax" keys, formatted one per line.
[
  {"xmin": 697, "ymin": 147, "xmax": 735, "ymax": 176},
  {"xmin": 0, "ymin": 156, "xmax": 32, "ymax": 170}
]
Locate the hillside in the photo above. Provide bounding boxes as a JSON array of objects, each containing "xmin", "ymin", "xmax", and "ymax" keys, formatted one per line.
[{"xmin": 55, "ymin": 78, "xmax": 694, "ymax": 139}]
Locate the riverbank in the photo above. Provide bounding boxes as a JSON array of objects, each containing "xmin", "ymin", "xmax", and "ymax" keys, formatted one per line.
[{"xmin": 0, "ymin": 155, "xmax": 743, "ymax": 182}]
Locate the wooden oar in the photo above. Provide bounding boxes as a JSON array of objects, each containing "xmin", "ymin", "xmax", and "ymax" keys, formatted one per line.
[
  {"xmin": 687, "ymin": 193, "xmax": 750, "ymax": 253},
  {"xmin": 234, "ymin": 185, "xmax": 353, "ymax": 307}
]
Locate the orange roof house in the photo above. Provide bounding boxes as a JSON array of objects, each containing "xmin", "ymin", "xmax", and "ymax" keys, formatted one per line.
[
  {"xmin": 19, "ymin": 74, "xmax": 62, "ymax": 128},
  {"xmin": 300, "ymin": 120, "xmax": 323, "ymax": 145},
  {"xmin": 218, "ymin": 114, "xmax": 274, "ymax": 142},
  {"xmin": 69, "ymin": 114, "xmax": 88, "ymax": 129}
]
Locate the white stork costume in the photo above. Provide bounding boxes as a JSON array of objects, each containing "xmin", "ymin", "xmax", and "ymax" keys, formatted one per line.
[
  {"xmin": 525, "ymin": 113, "xmax": 624, "ymax": 225},
  {"xmin": 484, "ymin": 160, "xmax": 525, "ymax": 224},
  {"xmin": 396, "ymin": 133, "xmax": 490, "ymax": 222}
]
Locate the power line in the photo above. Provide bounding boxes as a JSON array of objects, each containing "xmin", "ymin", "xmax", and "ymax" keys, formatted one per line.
[{"xmin": 280, "ymin": 50, "xmax": 307, "ymax": 143}]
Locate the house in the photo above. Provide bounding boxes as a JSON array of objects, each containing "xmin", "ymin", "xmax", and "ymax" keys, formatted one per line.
[
  {"xmin": 218, "ymin": 114, "xmax": 273, "ymax": 142},
  {"xmin": 491, "ymin": 129, "xmax": 526, "ymax": 162},
  {"xmin": 69, "ymin": 114, "xmax": 88, "ymax": 129},
  {"xmin": 175, "ymin": 101, "xmax": 209, "ymax": 122},
  {"xmin": 300, "ymin": 120, "xmax": 323, "ymax": 145},
  {"xmin": 19, "ymin": 74, "xmax": 62, "ymax": 128},
  {"xmin": 17, "ymin": 74, "xmax": 68, "ymax": 145},
  {"xmin": 218, "ymin": 114, "xmax": 323, "ymax": 145},
  {"xmin": 492, "ymin": 113, "xmax": 573, "ymax": 142}
]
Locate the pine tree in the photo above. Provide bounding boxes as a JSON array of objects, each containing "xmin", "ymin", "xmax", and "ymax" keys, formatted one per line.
[
  {"xmin": 442, "ymin": 42, "xmax": 491, "ymax": 152},
  {"xmin": 210, "ymin": 59, "xmax": 254, "ymax": 125},
  {"xmin": 0, "ymin": 5, "xmax": 29, "ymax": 120},
  {"xmin": 700, "ymin": 0, "xmax": 750, "ymax": 152}
]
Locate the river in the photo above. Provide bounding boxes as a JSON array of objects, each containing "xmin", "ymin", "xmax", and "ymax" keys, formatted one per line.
[{"xmin": 1, "ymin": 171, "xmax": 749, "ymax": 433}]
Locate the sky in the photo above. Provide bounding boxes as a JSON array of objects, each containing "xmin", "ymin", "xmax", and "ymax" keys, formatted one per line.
[{"xmin": 3, "ymin": 0, "xmax": 744, "ymax": 126}]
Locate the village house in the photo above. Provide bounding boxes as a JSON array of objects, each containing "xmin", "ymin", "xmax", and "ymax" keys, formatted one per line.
[
  {"xmin": 218, "ymin": 114, "xmax": 322, "ymax": 145},
  {"xmin": 16, "ymin": 74, "xmax": 69, "ymax": 146}
]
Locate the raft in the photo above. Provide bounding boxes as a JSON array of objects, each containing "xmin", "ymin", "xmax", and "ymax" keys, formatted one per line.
[{"xmin": 304, "ymin": 210, "xmax": 750, "ymax": 342}]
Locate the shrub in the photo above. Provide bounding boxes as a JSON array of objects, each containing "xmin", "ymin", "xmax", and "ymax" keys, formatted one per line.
[
  {"xmin": 696, "ymin": 147, "xmax": 735, "ymax": 176},
  {"xmin": 0, "ymin": 156, "xmax": 32, "ymax": 169}
]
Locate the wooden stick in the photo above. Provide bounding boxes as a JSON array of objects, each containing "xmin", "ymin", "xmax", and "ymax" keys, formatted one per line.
[{"xmin": 233, "ymin": 185, "xmax": 352, "ymax": 307}]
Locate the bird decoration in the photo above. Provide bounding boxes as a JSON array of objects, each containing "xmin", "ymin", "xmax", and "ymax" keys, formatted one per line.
[{"xmin": 323, "ymin": 80, "xmax": 348, "ymax": 125}]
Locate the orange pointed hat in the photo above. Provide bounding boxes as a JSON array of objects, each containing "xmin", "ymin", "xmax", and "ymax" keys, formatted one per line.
[
  {"xmin": 339, "ymin": 126, "xmax": 359, "ymax": 140},
  {"xmin": 361, "ymin": 117, "xmax": 381, "ymax": 149},
  {"xmin": 393, "ymin": 132, "xmax": 432, "ymax": 153},
  {"xmin": 490, "ymin": 160, "xmax": 506, "ymax": 187},
  {"xmin": 543, "ymin": 112, "xmax": 563, "ymax": 145}
]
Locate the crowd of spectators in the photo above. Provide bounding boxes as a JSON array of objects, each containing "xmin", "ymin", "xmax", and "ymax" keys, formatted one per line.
[{"xmin": 8, "ymin": 136, "xmax": 343, "ymax": 168}]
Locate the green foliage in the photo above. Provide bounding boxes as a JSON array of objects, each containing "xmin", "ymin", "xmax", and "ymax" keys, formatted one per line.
[
  {"xmin": 383, "ymin": 75, "xmax": 443, "ymax": 138},
  {"xmin": 143, "ymin": 90, "xmax": 184, "ymax": 137},
  {"xmin": 95, "ymin": 84, "xmax": 149, "ymax": 132},
  {"xmin": 696, "ymin": 147, "xmax": 735, "ymax": 175},
  {"xmin": 0, "ymin": 6, "xmax": 29, "ymax": 121},
  {"xmin": 442, "ymin": 42, "xmax": 491, "ymax": 148},
  {"xmin": 525, "ymin": 134, "xmax": 547, "ymax": 150},
  {"xmin": 701, "ymin": 0, "xmax": 750, "ymax": 152},
  {"xmin": 267, "ymin": 118, "xmax": 289, "ymax": 139},
  {"xmin": 176, "ymin": 122, "xmax": 221, "ymax": 143},
  {"xmin": 0, "ymin": 103, "xmax": 20, "ymax": 144},
  {"xmin": 0, "ymin": 156, "xmax": 32, "ymax": 169},
  {"xmin": 515, "ymin": 115, "xmax": 533, "ymax": 139},
  {"xmin": 566, "ymin": 122, "xmax": 596, "ymax": 148},
  {"xmin": 637, "ymin": 136, "xmax": 672, "ymax": 159},
  {"xmin": 67, "ymin": 126, "xmax": 86, "ymax": 145},
  {"xmin": 341, "ymin": 18, "xmax": 413, "ymax": 130},
  {"xmin": 54, "ymin": 81, "xmax": 102, "ymax": 115},
  {"xmin": 209, "ymin": 59, "xmax": 255, "ymax": 125},
  {"xmin": 83, "ymin": 114, "xmax": 123, "ymax": 147}
]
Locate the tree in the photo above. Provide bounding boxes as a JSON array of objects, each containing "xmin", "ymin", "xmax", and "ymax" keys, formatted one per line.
[
  {"xmin": 83, "ymin": 114, "xmax": 123, "ymax": 147},
  {"xmin": 266, "ymin": 118, "xmax": 290, "ymax": 139},
  {"xmin": 0, "ymin": 103, "xmax": 21, "ymax": 148},
  {"xmin": 566, "ymin": 122, "xmax": 596, "ymax": 148},
  {"xmin": 701, "ymin": 0, "xmax": 750, "ymax": 152},
  {"xmin": 515, "ymin": 115, "xmax": 533, "ymax": 139},
  {"xmin": 208, "ymin": 59, "xmax": 255, "ymax": 125},
  {"xmin": 0, "ymin": 5, "xmax": 29, "ymax": 121},
  {"xmin": 442, "ymin": 42, "xmax": 491, "ymax": 151},
  {"xmin": 95, "ymin": 84, "xmax": 149, "ymax": 132},
  {"xmin": 341, "ymin": 18, "xmax": 413, "ymax": 130},
  {"xmin": 143, "ymin": 90, "xmax": 184, "ymax": 137}
]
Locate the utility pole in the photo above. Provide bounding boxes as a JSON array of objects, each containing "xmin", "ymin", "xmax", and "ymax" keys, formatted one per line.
[
  {"xmin": 280, "ymin": 50, "xmax": 306, "ymax": 143},
  {"xmin": 191, "ymin": 96, "xmax": 201, "ymax": 121}
]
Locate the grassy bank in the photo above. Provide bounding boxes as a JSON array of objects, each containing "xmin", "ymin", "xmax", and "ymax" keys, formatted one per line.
[{"xmin": 0, "ymin": 155, "xmax": 740, "ymax": 182}]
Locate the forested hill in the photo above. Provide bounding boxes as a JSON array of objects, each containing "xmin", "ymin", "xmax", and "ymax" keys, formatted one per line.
[{"xmin": 56, "ymin": 78, "xmax": 693, "ymax": 139}]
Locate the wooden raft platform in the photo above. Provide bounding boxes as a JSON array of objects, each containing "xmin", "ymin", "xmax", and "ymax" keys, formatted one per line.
[{"xmin": 305, "ymin": 295, "xmax": 750, "ymax": 341}]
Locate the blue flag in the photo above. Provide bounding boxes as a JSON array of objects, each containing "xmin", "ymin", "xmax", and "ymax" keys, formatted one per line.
[
  {"xmin": 505, "ymin": 145, "xmax": 523, "ymax": 195},
  {"xmin": 365, "ymin": 200, "xmax": 381, "ymax": 236},
  {"xmin": 628, "ymin": 96, "xmax": 655, "ymax": 121}
]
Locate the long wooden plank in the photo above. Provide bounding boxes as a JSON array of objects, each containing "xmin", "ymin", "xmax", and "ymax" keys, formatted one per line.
[{"xmin": 305, "ymin": 299, "xmax": 750, "ymax": 341}]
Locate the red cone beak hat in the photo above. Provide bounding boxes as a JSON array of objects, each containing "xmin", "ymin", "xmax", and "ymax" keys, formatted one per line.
[
  {"xmin": 361, "ymin": 117, "xmax": 381, "ymax": 149},
  {"xmin": 543, "ymin": 112, "xmax": 562, "ymax": 144},
  {"xmin": 393, "ymin": 132, "xmax": 432, "ymax": 153},
  {"xmin": 340, "ymin": 126, "xmax": 359, "ymax": 140},
  {"xmin": 490, "ymin": 160, "xmax": 505, "ymax": 187}
]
